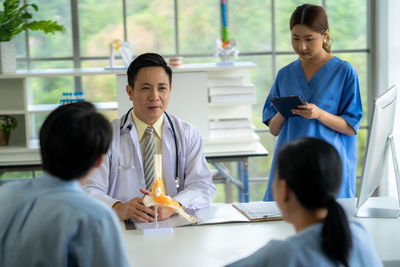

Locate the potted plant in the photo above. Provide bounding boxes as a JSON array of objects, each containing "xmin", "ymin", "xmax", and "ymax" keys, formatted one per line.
[
  {"xmin": 0, "ymin": 0, "xmax": 65, "ymax": 73},
  {"xmin": 0, "ymin": 115, "xmax": 18, "ymax": 146}
]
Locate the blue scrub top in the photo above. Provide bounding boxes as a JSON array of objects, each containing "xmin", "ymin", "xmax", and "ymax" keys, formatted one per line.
[{"xmin": 263, "ymin": 57, "xmax": 363, "ymax": 201}]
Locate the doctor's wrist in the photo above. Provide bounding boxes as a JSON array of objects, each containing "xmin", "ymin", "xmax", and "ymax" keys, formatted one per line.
[
  {"xmin": 112, "ymin": 201, "xmax": 126, "ymax": 219},
  {"xmin": 112, "ymin": 201, "xmax": 122, "ymax": 208}
]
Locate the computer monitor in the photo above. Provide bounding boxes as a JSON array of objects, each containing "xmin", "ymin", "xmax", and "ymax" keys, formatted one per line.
[{"xmin": 355, "ymin": 85, "xmax": 400, "ymax": 218}]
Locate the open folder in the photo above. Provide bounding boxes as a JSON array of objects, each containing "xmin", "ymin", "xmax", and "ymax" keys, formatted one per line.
[{"xmin": 125, "ymin": 202, "xmax": 282, "ymax": 230}]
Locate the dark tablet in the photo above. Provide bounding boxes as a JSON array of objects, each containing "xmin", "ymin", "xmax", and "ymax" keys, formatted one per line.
[{"xmin": 269, "ymin": 96, "xmax": 305, "ymax": 118}]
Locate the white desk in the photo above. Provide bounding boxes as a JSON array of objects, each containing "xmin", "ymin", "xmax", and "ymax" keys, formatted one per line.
[{"xmin": 121, "ymin": 197, "xmax": 400, "ymax": 267}]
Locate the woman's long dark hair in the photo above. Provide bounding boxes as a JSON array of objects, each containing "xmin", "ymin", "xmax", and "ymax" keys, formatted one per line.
[{"xmin": 277, "ymin": 137, "xmax": 352, "ymax": 267}]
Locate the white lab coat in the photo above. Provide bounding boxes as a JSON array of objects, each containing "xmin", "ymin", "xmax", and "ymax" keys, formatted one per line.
[{"xmin": 84, "ymin": 111, "xmax": 216, "ymax": 210}]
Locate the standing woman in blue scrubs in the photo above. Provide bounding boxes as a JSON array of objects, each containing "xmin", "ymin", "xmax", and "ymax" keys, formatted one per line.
[{"xmin": 263, "ymin": 4, "xmax": 363, "ymax": 201}]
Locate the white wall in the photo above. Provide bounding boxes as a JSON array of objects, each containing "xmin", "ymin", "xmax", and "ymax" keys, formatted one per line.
[
  {"xmin": 375, "ymin": 0, "xmax": 400, "ymax": 197},
  {"xmin": 387, "ymin": 0, "xmax": 400, "ymax": 198}
]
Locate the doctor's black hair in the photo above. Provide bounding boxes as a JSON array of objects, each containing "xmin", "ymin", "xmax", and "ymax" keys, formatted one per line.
[
  {"xmin": 39, "ymin": 102, "xmax": 112, "ymax": 181},
  {"xmin": 276, "ymin": 137, "xmax": 352, "ymax": 267},
  {"xmin": 290, "ymin": 4, "xmax": 332, "ymax": 53},
  {"xmin": 127, "ymin": 53, "xmax": 172, "ymax": 88}
]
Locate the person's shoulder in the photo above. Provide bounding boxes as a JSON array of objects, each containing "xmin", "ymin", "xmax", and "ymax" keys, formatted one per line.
[
  {"xmin": 259, "ymin": 238, "xmax": 302, "ymax": 265},
  {"xmin": 227, "ymin": 239, "xmax": 289, "ymax": 267},
  {"xmin": 348, "ymin": 221, "xmax": 383, "ymax": 266},
  {"xmin": 0, "ymin": 181, "xmax": 23, "ymax": 206},
  {"xmin": 332, "ymin": 56, "xmax": 357, "ymax": 74},
  {"xmin": 349, "ymin": 221, "xmax": 371, "ymax": 241},
  {"xmin": 51, "ymin": 189, "xmax": 117, "ymax": 225},
  {"xmin": 262, "ymin": 237, "xmax": 303, "ymax": 260},
  {"xmin": 276, "ymin": 224, "xmax": 330, "ymax": 264},
  {"xmin": 277, "ymin": 59, "xmax": 300, "ymax": 76},
  {"xmin": 110, "ymin": 116, "xmax": 123, "ymax": 129},
  {"xmin": 0, "ymin": 179, "xmax": 33, "ymax": 197}
]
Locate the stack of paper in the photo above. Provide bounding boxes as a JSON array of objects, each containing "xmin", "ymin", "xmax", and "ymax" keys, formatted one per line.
[
  {"xmin": 208, "ymin": 77, "xmax": 245, "ymax": 87},
  {"xmin": 208, "ymin": 105, "xmax": 252, "ymax": 120},
  {"xmin": 209, "ymin": 118, "xmax": 254, "ymax": 139},
  {"xmin": 209, "ymin": 94, "xmax": 256, "ymax": 104},
  {"xmin": 209, "ymin": 85, "xmax": 254, "ymax": 96},
  {"xmin": 206, "ymin": 76, "xmax": 258, "ymax": 153},
  {"xmin": 208, "ymin": 78, "xmax": 256, "ymax": 105},
  {"xmin": 209, "ymin": 118, "xmax": 252, "ymax": 129},
  {"xmin": 206, "ymin": 119, "xmax": 259, "ymax": 153}
]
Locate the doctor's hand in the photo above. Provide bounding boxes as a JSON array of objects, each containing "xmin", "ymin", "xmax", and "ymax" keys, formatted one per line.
[
  {"xmin": 140, "ymin": 188, "xmax": 177, "ymax": 221},
  {"xmin": 291, "ymin": 102, "xmax": 321, "ymax": 119},
  {"xmin": 154, "ymin": 207, "xmax": 177, "ymax": 221},
  {"xmin": 112, "ymin": 196, "xmax": 155, "ymax": 222}
]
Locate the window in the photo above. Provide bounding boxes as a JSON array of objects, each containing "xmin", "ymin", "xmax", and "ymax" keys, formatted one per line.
[{"xmin": 11, "ymin": 0, "xmax": 370, "ymax": 200}]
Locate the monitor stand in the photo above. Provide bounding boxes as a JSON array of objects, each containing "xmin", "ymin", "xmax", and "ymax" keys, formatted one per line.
[
  {"xmin": 355, "ymin": 207, "xmax": 400, "ymax": 218},
  {"xmin": 355, "ymin": 135, "xmax": 400, "ymax": 218}
]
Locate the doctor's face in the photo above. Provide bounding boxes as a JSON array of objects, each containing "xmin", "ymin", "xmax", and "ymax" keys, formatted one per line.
[
  {"xmin": 126, "ymin": 66, "xmax": 171, "ymax": 125},
  {"xmin": 291, "ymin": 24, "xmax": 327, "ymax": 61}
]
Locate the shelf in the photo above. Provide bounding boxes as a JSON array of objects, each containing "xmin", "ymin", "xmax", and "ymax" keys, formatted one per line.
[
  {"xmin": 94, "ymin": 101, "xmax": 118, "ymax": 110},
  {"xmin": 0, "ymin": 62, "xmax": 261, "ymax": 167},
  {"xmin": 208, "ymin": 101, "xmax": 256, "ymax": 107},
  {"xmin": 204, "ymin": 133, "xmax": 259, "ymax": 144},
  {"xmin": 0, "ymin": 68, "xmax": 126, "ymax": 79},
  {"xmin": 0, "ymin": 108, "xmax": 25, "ymax": 115},
  {"xmin": 171, "ymin": 62, "xmax": 257, "ymax": 72},
  {"xmin": 0, "ymin": 62, "xmax": 257, "ymax": 79},
  {"xmin": 27, "ymin": 101, "xmax": 118, "ymax": 112},
  {"xmin": 0, "ymin": 143, "xmax": 29, "ymax": 153},
  {"xmin": 29, "ymin": 139, "xmax": 40, "ymax": 149}
]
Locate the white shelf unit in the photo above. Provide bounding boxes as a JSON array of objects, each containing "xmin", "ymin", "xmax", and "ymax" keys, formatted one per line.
[
  {"xmin": 0, "ymin": 68, "xmax": 125, "ymax": 166},
  {"xmin": 205, "ymin": 63, "xmax": 259, "ymax": 154},
  {"xmin": 0, "ymin": 62, "xmax": 260, "ymax": 166},
  {"xmin": 116, "ymin": 62, "xmax": 259, "ymax": 154}
]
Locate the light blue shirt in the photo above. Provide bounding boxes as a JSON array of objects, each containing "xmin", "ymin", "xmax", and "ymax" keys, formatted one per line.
[
  {"xmin": 263, "ymin": 57, "xmax": 363, "ymax": 201},
  {"xmin": 0, "ymin": 172, "xmax": 130, "ymax": 267},
  {"xmin": 227, "ymin": 221, "xmax": 382, "ymax": 267},
  {"xmin": 84, "ymin": 112, "xmax": 216, "ymax": 210}
]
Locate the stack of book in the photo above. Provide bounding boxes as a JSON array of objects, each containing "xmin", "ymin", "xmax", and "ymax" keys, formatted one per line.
[
  {"xmin": 203, "ymin": 69, "xmax": 259, "ymax": 154},
  {"xmin": 208, "ymin": 78, "xmax": 256, "ymax": 105},
  {"xmin": 205, "ymin": 118, "xmax": 259, "ymax": 153}
]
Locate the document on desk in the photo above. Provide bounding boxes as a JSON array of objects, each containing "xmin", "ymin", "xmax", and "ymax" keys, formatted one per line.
[
  {"xmin": 162, "ymin": 204, "xmax": 251, "ymax": 227},
  {"xmin": 129, "ymin": 204, "xmax": 251, "ymax": 230},
  {"xmin": 193, "ymin": 204, "xmax": 250, "ymax": 225}
]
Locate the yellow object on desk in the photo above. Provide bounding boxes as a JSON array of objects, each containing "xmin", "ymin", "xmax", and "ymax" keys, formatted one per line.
[{"xmin": 143, "ymin": 155, "xmax": 198, "ymax": 223}]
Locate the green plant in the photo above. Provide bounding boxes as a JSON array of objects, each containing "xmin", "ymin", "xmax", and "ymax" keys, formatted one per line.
[
  {"xmin": 0, "ymin": 0, "xmax": 65, "ymax": 42},
  {"xmin": 0, "ymin": 115, "xmax": 17, "ymax": 133}
]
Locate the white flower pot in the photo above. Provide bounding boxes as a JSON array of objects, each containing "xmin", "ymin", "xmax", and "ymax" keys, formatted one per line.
[{"xmin": 0, "ymin": 41, "xmax": 16, "ymax": 74}]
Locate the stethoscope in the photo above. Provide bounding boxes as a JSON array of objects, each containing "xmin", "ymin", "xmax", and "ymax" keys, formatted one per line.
[{"xmin": 119, "ymin": 108, "xmax": 180, "ymax": 189}]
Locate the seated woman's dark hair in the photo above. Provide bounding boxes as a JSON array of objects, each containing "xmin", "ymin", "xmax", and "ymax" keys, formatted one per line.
[
  {"xmin": 276, "ymin": 137, "xmax": 352, "ymax": 267},
  {"xmin": 40, "ymin": 101, "xmax": 112, "ymax": 181}
]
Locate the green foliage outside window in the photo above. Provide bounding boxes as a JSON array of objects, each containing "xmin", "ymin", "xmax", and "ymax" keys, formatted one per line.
[
  {"xmin": 7, "ymin": 0, "xmax": 369, "ymax": 200},
  {"xmin": 0, "ymin": 0, "xmax": 65, "ymax": 42}
]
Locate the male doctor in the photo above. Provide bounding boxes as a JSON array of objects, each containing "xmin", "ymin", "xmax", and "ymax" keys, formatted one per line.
[{"xmin": 84, "ymin": 53, "xmax": 216, "ymax": 222}]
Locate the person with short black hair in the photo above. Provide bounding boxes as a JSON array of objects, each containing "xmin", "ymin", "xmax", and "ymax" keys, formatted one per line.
[
  {"xmin": 227, "ymin": 137, "xmax": 382, "ymax": 267},
  {"xmin": 84, "ymin": 53, "xmax": 216, "ymax": 222},
  {"xmin": 0, "ymin": 102, "xmax": 130, "ymax": 267}
]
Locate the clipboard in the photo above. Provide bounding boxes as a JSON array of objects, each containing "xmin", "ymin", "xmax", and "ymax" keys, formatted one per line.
[{"xmin": 269, "ymin": 96, "xmax": 305, "ymax": 118}]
